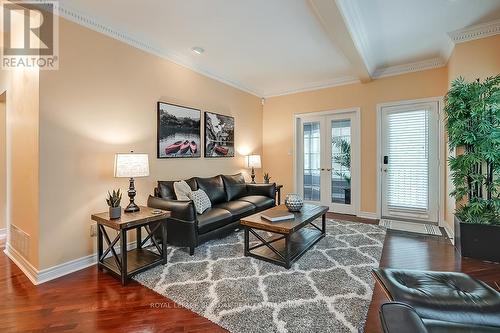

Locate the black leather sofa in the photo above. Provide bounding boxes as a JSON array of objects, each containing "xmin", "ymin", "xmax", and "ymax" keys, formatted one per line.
[
  {"xmin": 374, "ymin": 268, "xmax": 500, "ymax": 333},
  {"xmin": 147, "ymin": 173, "xmax": 276, "ymax": 255}
]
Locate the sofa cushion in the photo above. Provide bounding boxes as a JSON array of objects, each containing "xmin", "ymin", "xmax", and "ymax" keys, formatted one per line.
[
  {"xmin": 173, "ymin": 180, "xmax": 192, "ymax": 201},
  {"xmin": 197, "ymin": 207, "xmax": 233, "ymax": 234},
  {"xmin": 196, "ymin": 175, "xmax": 226, "ymax": 205},
  {"xmin": 158, "ymin": 178, "xmax": 197, "ymax": 199},
  {"xmin": 214, "ymin": 200, "xmax": 255, "ymax": 220},
  {"xmin": 237, "ymin": 195, "xmax": 275, "ymax": 210},
  {"xmin": 222, "ymin": 173, "xmax": 248, "ymax": 201},
  {"xmin": 189, "ymin": 189, "xmax": 212, "ymax": 214}
]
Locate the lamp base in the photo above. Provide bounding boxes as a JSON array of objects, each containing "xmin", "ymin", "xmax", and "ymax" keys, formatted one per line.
[
  {"xmin": 251, "ymin": 167, "xmax": 256, "ymax": 184},
  {"xmin": 124, "ymin": 202, "xmax": 140, "ymax": 213},
  {"xmin": 124, "ymin": 177, "xmax": 140, "ymax": 213}
]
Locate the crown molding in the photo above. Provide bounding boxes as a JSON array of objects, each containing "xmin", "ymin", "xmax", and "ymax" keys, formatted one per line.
[
  {"xmin": 372, "ymin": 58, "xmax": 446, "ymax": 79},
  {"xmin": 264, "ymin": 76, "xmax": 360, "ymax": 98},
  {"xmin": 334, "ymin": 0, "xmax": 375, "ymax": 74},
  {"xmin": 448, "ymin": 19, "xmax": 500, "ymax": 44},
  {"xmin": 29, "ymin": 2, "xmax": 264, "ymax": 97}
]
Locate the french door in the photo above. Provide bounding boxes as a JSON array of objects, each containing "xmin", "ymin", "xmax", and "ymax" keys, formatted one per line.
[
  {"xmin": 380, "ymin": 102, "xmax": 439, "ymax": 223},
  {"xmin": 299, "ymin": 111, "xmax": 358, "ymax": 214}
]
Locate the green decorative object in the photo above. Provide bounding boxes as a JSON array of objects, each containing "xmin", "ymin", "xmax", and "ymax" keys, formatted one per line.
[
  {"xmin": 445, "ymin": 75, "xmax": 500, "ymax": 225},
  {"xmin": 333, "ymin": 138, "xmax": 351, "ymax": 185},
  {"xmin": 106, "ymin": 189, "xmax": 122, "ymax": 219},
  {"xmin": 263, "ymin": 172, "xmax": 271, "ymax": 184}
]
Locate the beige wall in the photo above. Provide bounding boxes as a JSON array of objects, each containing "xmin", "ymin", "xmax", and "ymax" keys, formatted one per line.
[
  {"xmin": 0, "ymin": 67, "xmax": 40, "ymax": 268},
  {"xmin": 38, "ymin": 18, "xmax": 263, "ymax": 269},
  {"xmin": 445, "ymin": 35, "xmax": 500, "ymax": 234},
  {"xmin": 0, "ymin": 93, "xmax": 5, "ymax": 230},
  {"xmin": 263, "ymin": 67, "xmax": 448, "ymax": 214},
  {"xmin": 448, "ymin": 35, "xmax": 500, "ymax": 82},
  {"xmin": 0, "ymin": 3, "xmax": 41, "ymax": 268}
]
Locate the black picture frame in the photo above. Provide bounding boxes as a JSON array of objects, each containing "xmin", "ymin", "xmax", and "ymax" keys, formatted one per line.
[
  {"xmin": 204, "ymin": 111, "xmax": 235, "ymax": 158},
  {"xmin": 157, "ymin": 102, "xmax": 202, "ymax": 159}
]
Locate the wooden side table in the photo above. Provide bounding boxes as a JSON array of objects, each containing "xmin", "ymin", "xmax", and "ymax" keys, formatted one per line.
[{"xmin": 91, "ymin": 206, "xmax": 170, "ymax": 285}]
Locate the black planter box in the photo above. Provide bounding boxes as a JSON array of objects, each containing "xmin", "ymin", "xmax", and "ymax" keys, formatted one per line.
[{"xmin": 454, "ymin": 215, "xmax": 500, "ymax": 263}]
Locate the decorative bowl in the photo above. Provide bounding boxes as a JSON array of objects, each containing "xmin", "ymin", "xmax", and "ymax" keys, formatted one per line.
[{"xmin": 285, "ymin": 193, "xmax": 303, "ymax": 212}]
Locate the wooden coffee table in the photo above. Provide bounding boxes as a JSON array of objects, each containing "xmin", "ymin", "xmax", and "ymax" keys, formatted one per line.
[{"xmin": 240, "ymin": 204, "xmax": 328, "ymax": 269}]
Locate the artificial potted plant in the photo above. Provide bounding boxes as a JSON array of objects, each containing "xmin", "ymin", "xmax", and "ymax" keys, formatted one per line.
[
  {"xmin": 263, "ymin": 172, "xmax": 271, "ymax": 184},
  {"xmin": 445, "ymin": 75, "xmax": 500, "ymax": 262},
  {"xmin": 106, "ymin": 189, "xmax": 122, "ymax": 219}
]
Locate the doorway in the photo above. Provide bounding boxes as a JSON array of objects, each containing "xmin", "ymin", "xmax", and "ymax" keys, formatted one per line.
[
  {"xmin": 379, "ymin": 100, "xmax": 440, "ymax": 223},
  {"xmin": 295, "ymin": 108, "xmax": 360, "ymax": 214}
]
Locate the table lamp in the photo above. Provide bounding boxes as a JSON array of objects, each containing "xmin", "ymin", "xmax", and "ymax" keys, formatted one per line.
[
  {"xmin": 247, "ymin": 154, "xmax": 261, "ymax": 184},
  {"xmin": 114, "ymin": 152, "xmax": 150, "ymax": 212}
]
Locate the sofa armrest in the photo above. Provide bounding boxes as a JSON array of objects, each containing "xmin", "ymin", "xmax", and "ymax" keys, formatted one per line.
[
  {"xmin": 247, "ymin": 183, "xmax": 276, "ymax": 199},
  {"xmin": 147, "ymin": 195, "xmax": 197, "ymax": 221},
  {"xmin": 380, "ymin": 303, "xmax": 429, "ymax": 333}
]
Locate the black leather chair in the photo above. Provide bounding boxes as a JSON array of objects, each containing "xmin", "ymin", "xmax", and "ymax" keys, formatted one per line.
[
  {"xmin": 374, "ymin": 268, "xmax": 500, "ymax": 333},
  {"xmin": 148, "ymin": 173, "xmax": 276, "ymax": 255}
]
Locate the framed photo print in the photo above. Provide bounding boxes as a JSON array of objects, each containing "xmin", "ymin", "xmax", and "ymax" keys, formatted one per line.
[
  {"xmin": 157, "ymin": 102, "xmax": 201, "ymax": 158},
  {"xmin": 204, "ymin": 111, "xmax": 235, "ymax": 158}
]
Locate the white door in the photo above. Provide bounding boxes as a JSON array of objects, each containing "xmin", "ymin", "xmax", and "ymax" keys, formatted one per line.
[
  {"xmin": 299, "ymin": 111, "xmax": 358, "ymax": 214},
  {"xmin": 380, "ymin": 102, "xmax": 439, "ymax": 223}
]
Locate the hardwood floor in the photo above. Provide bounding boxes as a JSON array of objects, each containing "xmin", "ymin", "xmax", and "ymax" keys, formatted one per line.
[{"xmin": 1, "ymin": 216, "xmax": 499, "ymax": 333}]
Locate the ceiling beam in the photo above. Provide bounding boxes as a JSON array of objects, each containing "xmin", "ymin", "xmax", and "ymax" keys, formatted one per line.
[{"xmin": 307, "ymin": 0, "xmax": 371, "ymax": 82}]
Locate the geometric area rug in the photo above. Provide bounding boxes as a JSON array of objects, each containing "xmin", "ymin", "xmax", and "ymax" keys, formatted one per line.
[{"xmin": 134, "ymin": 219, "xmax": 386, "ymax": 333}]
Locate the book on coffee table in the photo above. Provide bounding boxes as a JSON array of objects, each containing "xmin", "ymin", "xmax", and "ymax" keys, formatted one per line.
[{"xmin": 261, "ymin": 210, "xmax": 294, "ymax": 222}]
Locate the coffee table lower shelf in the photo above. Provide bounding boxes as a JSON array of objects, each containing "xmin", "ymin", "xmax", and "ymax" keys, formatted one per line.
[{"xmin": 244, "ymin": 227, "xmax": 324, "ymax": 269}]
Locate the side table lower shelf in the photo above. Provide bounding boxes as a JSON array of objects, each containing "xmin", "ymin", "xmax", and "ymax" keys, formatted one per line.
[{"xmin": 99, "ymin": 247, "xmax": 164, "ymax": 279}]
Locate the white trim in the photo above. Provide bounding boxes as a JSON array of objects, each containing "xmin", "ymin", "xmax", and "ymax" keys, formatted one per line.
[
  {"xmin": 4, "ymin": 243, "xmax": 38, "ymax": 285},
  {"xmin": 376, "ymin": 97, "xmax": 445, "ymax": 224},
  {"xmin": 357, "ymin": 211, "xmax": 378, "ymax": 220},
  {"xmin": 372, "ymin": 58, "xmax": 446, "ymax": 79},
  {"xmin": 263, "ymin": 76, "xmax": 359, "ymax": 98},
  {"xmin": 4, "ymin": 240, "xmax": 140, "ymax": 285},
  {"xmin": 293, "ymin": 107, "xmax": 361, "ymax": 216},
  {"xmin": 334, "ymin": 0, "xmax": 375, "ymax": 74},
  {"xmin": 443, "ymin": 223, "xmax": 454, "ymax": 245},
  {"xmin": 448, "ymin": 19, "xmax": 500, "ymax": 44}
]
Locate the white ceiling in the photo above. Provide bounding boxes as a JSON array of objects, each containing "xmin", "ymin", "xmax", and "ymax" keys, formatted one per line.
[
  {"xmin": 338, "ymin": 0, "xmax": 500, "ymax": 73},
  {"xmin": 59, "ymin": 0, "xmax": 500, "ymax": 97}
]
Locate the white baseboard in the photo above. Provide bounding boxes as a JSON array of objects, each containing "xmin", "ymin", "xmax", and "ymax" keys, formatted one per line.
[
  {"xmin": 357, "ymin": 211, "xmax": 378, "ymax": 220},
  {"xmin": 4, "ymin": 240, "xmax": 142, "ymax": 285},
  {"xmin": 4, "ymin": 243, "xmax": 39, "ymax": 285},
  {"xmin": 0, "ymin": 228, "xmax": 6, "ymax": 239},
  {"xmin": 443, "ymin": 223, "xmax": 455, "ymax": 245}
]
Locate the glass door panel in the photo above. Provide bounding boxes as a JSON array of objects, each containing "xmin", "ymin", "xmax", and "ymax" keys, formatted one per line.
[
  {"xmin": 331, "ymin": 119, "xmax": 351, "ymax": 205},
  {"xmin": 303, "ymin": 122, "xmax": 321, "ymax": 201}
]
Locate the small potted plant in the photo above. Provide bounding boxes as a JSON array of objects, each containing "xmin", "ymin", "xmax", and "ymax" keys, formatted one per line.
[
  {"xmin": 106, "ymin": 189, "xmax": 122, "ymax": 219},
  {"xmin": 263, "ymin": 172, "xmax": 271, "ymax": 184}
]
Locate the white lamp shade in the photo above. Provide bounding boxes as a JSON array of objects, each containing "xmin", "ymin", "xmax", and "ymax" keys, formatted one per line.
[
  {"xmin": 114, "ymin": 153, "xmax": 150, "ymax": 178},
  {"xmin": 247, "ymin": 155, "xmax": 261, "ymax": 169}
]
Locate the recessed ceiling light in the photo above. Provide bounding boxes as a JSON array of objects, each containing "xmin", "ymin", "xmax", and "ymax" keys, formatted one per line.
[{"xmin": 191, "ymin": 46, "xmax": 205, "ymax": 55}]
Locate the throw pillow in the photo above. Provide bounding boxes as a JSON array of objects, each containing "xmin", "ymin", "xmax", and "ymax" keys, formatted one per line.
[
  {"xmin": 189, "ymin": 189, "xmax": 212, "ymax": 214},
  {"xmin": 173, "ymin": 180, "xmax": 191, "ymax": 201}
]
